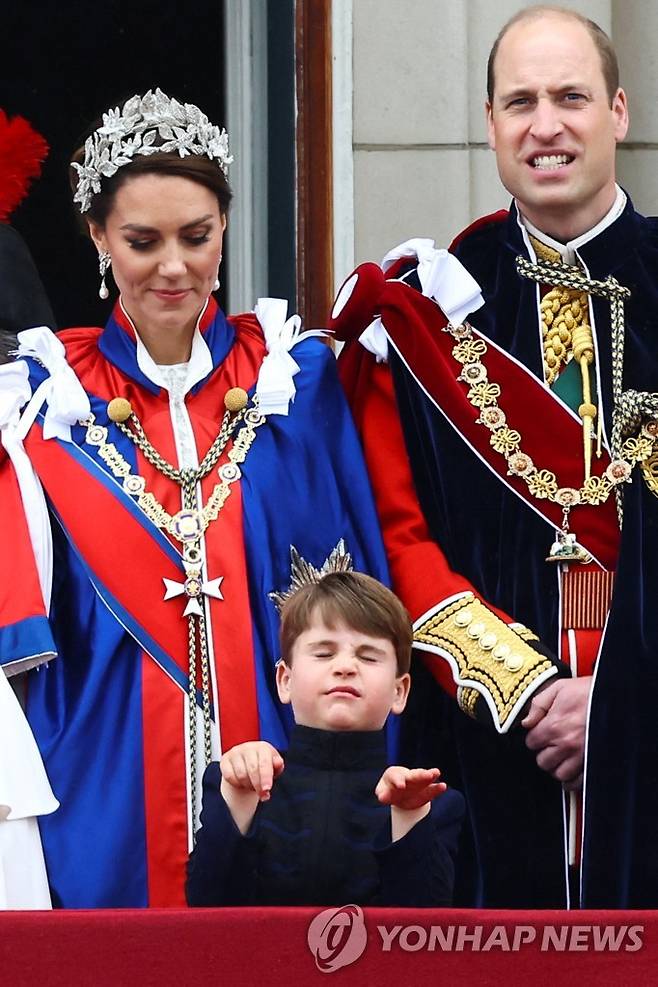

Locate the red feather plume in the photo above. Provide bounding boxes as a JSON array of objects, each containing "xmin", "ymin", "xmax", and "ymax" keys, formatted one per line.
[{"xmin": 0, "ymin": 110, "xmax": 49, "ymax": 222}]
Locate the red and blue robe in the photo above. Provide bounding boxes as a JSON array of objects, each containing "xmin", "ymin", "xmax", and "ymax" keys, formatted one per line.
[{"xmin": 0, "ymin": 297, "xmax": 389, "ymax": 907}]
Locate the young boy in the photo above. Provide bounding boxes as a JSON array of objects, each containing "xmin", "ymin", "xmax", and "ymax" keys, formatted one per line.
[{"xmin": 186, "ymin": 571, "xmax": 464, "ymax": 907}]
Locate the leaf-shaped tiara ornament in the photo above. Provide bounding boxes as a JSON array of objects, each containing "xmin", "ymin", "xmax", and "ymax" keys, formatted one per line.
[
  {"xmin": 269, "ymin": 540, "xmax": 354, "ymax": 611},
  {"xmin": 71, "ymin": 88, "xmax": 233, "ymax": 213}
]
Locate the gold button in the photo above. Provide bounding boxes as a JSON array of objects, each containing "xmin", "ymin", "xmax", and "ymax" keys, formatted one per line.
[
  {"xmin": 467, "ymin": 621, "xmax": 486, "ymax": 639},
  {"xmin": 504, "ymin": 654, "xmax": 524, "ymax": 672},
  {"xmin": 454, "ymin": 608, "xmax": 474, "ymax": 628},
  {"xmin": 225, "ymin": 387, "xmax": 248, "ymax": 412},
  {"xmin": 479, "ymin": 632, "xmax": 497, "ymax": 651},
  {"xmin": 493, "ymin": 644, "xmax": 510, "ymax": 662},
  {"xmin": 107, "ymin": 397, "xmax": 132, "ymax": 423}
]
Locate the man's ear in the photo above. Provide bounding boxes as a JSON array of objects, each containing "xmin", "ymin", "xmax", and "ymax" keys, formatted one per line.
[
  {"xmin": 391, "ymin": 672, "xmax": 411, "ymax": 716},
  {"xmin": 612, "ymin": 87, "xmax": 629, "ymax": 143},
  {"xmin": 87, "ymin": 220, "xmax": 107, "ymax": 255},
  {"xmin": 486, "ymin": 101, "xmax": 496, "ymax": 150},
  {"xmin": 276, "ymin": 660, "xmax": 292, "ymax": 705}
]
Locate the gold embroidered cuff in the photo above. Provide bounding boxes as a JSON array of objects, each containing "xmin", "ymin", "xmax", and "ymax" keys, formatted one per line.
[{"xmin": 413, "ymin": 593, "xmax": 557, "ymax": 733}]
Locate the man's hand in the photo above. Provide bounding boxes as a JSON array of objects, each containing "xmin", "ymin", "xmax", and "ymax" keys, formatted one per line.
[
  {"xmin": 522, "ymin": 676, "xmax": 593, "ymax": 790},
  {"xmin": 220, "ymin": 741, "xmax": 285, "ymax": 801}
]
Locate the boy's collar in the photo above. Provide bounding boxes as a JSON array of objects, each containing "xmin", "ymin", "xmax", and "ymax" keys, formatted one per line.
[{"xmin": 286, "ymin": 723, "xmax": 387, "ymax": 771}]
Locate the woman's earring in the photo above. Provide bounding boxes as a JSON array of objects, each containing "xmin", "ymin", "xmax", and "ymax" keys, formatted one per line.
[
  {"xmin": 98, "ymin": 250, "xmax": 112, "ymax": 300},
  {"xmin": 213, "ymin": 256, "xmax": 222, "ymax": 292}
]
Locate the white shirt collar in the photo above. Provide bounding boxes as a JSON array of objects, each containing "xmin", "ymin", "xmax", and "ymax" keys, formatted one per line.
[
  {"xmin": 120, "ymin": 298, "xmax": 214, "ymax": 395},
  {"xmin": 520, "ymin": 185, "xmax": 627, "ymax": 264}
]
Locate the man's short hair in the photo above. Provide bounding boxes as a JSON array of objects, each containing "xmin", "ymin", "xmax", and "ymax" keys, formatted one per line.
[
  {"xmin": 279, "ymin": 571, "xmax": 413, "ymax": 675},
  {"xmin": 487, "ymin": 5, "xmax": 620, "ymax": 106}
]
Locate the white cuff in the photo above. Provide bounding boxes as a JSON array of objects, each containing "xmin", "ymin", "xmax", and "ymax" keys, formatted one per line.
[
  {"xmin": 0, "ymin": 668, "xmax": 59, "ymax": 820},
  {"xmin": 358, "ymin": 318, "xmax": 389, "ymax": 363}
]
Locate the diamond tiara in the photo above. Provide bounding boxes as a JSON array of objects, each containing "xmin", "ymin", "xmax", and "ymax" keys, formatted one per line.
[{"xmin": 71, "ymin": 88, "xmax": 233, "ymax": 214}]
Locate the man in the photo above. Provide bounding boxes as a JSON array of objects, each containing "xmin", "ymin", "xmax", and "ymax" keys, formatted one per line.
[{"xmin": 332, "ymin": 6, "xmax": 658, "ymax": 907}]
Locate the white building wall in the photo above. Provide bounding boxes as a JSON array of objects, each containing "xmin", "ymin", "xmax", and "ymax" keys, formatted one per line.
[
  {"xmin": 341, "ymin": 0, "xmax": 653, "ymax": 278},
  {"xmin": 615, "ymin": 1, "xmax": 658, "ymax": 215}
]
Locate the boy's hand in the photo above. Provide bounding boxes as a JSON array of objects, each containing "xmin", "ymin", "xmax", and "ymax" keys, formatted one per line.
[
  {"xmin": 376, "ymin": 767, "xmax": 448, "ymax": 842},
  {"xmin": 375, "ymin": 766, "xmax": 446, "ymax": 811},
  {"xmin": 220, "ymin": 741, "xmax": 285, "ymax": 801}
]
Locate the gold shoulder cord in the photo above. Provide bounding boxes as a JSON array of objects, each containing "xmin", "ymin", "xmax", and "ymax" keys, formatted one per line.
[
  {"xmin": 81, "ymin": 387, "xmax": 266, "ymax": 828},
  {"xmin": 516, "ymin": 252, "xmax": 637, "ymax": 527},
  {"xmin": 531, "ymin": 236, "xmax": 601, "ymax": 483}
]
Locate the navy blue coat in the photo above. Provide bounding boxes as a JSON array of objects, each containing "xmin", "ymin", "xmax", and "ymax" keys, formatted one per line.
[{"xmin": 187, "ymin": 725, "xmax": 464, "ymax": 907}]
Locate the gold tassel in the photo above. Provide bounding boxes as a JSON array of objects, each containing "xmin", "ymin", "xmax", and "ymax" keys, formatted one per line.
[{"xmin": 572, "ymin": 324, "xmax": 596, "ymax": 482}]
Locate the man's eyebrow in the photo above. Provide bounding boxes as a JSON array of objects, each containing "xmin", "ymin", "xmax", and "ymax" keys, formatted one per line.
[
  {"xmin": 499, "ymin": 82, "xmax": 590, "ymax": 101},
  {"xmin": 496, "ymin": 86, "xmax": 534, "ymax": 101},
  {"xmin": 551, "ymin": 82, "xmax": 591, "ymax": 94},
  {"xmin": 119, "ymin": 214, "xmax": 214, "ymax": 232}
]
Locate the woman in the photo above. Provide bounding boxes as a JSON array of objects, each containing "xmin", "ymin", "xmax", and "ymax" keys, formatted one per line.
[{"xmin": 0, "ymin": 90, "xmax": 388, "ymax": 907}]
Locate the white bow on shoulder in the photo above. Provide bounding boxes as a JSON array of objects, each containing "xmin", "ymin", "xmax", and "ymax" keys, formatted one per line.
[
  {"xmin": 254, "ymin": 298, "xmax": 327, "ymax": 416},
  {"xmin": 358, "ymin": 238, "xmax": 485, "ymax": 362},
  {"xmin": 15, "ymin": 327, "xmax": 90, "ymax": 442}
]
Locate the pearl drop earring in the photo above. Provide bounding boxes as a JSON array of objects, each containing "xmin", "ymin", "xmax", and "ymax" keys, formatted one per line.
[{"xmin": 98, "ymin": 250, "xmax": 112, "ymax": 300}]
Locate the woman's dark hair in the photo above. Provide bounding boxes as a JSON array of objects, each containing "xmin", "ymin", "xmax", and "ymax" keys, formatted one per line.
[{"xmin": 70, "ymin": 108, "xmax": 233, "ymax": 230}]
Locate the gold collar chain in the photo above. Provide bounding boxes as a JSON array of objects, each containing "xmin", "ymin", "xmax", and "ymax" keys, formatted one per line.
[
  {"xmin": 445, "ymin": 320, "xmax": 657, "ymax": 560},
  {"xmin": 82, "ymin": 388, "xmax": 265, "ymax": 548},
  {"xmin": 81, "ymin": 386, "xmax": 267, "ymax": 816}
]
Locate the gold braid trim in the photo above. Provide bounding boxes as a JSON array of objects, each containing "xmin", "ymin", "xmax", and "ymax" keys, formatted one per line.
[
  {"xmin": 414, "ymin": 594, "xmax": 554, "ymax": 732},
  {"xmin": 510, "ymin": 623, "xmax": 540, "ymax": 643},
  {"xmin": 456, "ymin": 686, "xmax": 480, "ymax": 719},
  {"xmin": 642, "ymin": 451, "xmax": 658, "ymax": 496}
]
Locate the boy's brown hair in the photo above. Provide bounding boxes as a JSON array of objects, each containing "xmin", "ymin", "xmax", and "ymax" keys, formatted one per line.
[{"xmin": 279, "ymin": 572, "xmax": 413, "ymax": 675}]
